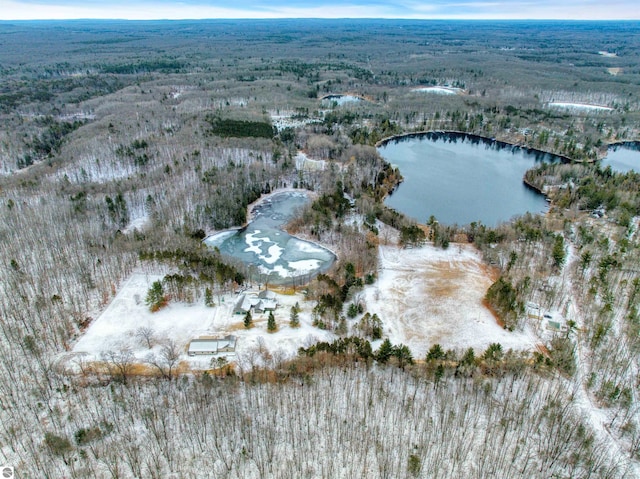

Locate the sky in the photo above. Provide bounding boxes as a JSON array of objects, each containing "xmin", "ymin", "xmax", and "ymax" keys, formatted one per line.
[{"xmin": 1, "ymin": 0, "xmax": 638, "ymax": 21}]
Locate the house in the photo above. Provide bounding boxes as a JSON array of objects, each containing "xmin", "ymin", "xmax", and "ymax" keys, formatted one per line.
[
  {"xmin": 188, "ymin": 335, "xmax": 237, "ymax": 356},
  {"xmin": 233, "ymin": 294, "xmax": 254, "ymax": 314},
  {"xmin": 234, "ymin": 292, "xmax": 279, "ymax": 314},
  {"xmin": 254, "ymin": 299, "xmax": 278, "ymax": 313}
]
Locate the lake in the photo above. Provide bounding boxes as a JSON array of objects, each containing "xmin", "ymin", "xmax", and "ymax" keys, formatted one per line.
[
  {"xmin": 204, "ymin": 191, "xmax": 335, "ymax": 285},
  {"xmin": 379, "ymin": 132, "xmax": 560, "ymax": 226},
  {"xmin": 602, "ymin": 142, "xmax": 640, "ymax": 173}
]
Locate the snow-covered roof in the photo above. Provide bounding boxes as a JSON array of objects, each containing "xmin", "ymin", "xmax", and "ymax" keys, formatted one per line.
[
  {"xmin": 188, "ymin": 336, "xmax": 237, "ymax": 354},
  {"xmin": 188, "ymin": 339, "xmax": 221, "ymax": 354},
  {"xmin": 255, "ymin": 299, "xmax": 278, "ymax": 311},
  {"xmin": 258, "ymin": 290, "xmax": 277, "ymax": 300}
]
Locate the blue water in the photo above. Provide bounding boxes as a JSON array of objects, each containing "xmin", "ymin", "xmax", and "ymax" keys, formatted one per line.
[
  {"xmin": 204, "ymin": 191, "xmax": 335, "ymax": 284},
  {"xmin": 601, "ymin": 142, "xmax": 640, "ymax": 173},
  {"xmin": 379, "ymin": 133, "xmax": 559, "ymax": 227}
]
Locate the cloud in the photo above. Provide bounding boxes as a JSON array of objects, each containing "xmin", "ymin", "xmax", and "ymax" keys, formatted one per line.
[{"xmin": 1, "ymin": 0, "xmax": 638, "ymax": 20}]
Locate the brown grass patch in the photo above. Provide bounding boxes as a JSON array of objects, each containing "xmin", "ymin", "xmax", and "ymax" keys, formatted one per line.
[{"xmin": 482, "ymin": 298, "xmax": 506, "ymax": 328}]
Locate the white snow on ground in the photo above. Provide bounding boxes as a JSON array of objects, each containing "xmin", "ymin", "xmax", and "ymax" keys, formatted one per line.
[
  {"xmin": 71, "ymin": 271, "xmax": 336, "ymax": 371},
  {"xmin": 123, "ymin": 214, "xmax": 150, "ymax": 234},
  {"xmin": 362, "ymin": 244, "xmax": 535, "ymax": 358},
  {"xmin": 560, "ymin": 243, "xmax": 640, "ymax": 477},
  {"xmin": 412, "ymin": 86, "xmax": 463, "ymax": 95},
  {"xmin": 548, "ymin": 102, "xmax": 613, "ymax": 111},
  {"xmin": 270, "ymin": 112, "xmax": 321, "ymax": 130},
  {"xmin": 70, "ymin": 242, "xmax": 535, "ymax": 372},
  {"xmin": 295, "ymin": 151, "xmax": 327, "ymax": 171}
]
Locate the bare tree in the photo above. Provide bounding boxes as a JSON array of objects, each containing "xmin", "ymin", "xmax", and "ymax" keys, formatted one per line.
[
  {"xmin": 145, "ymin": 339, "xmax": 181, "ymax": 380},
  {"xmin": 135, "ymin": 326, "xmax": 155, "ymax": 349},
  {"xmin": 100, "ymin": 347, "xmax": 135, "ymax": 384}
]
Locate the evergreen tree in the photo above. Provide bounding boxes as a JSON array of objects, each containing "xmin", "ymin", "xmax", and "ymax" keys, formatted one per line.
[
  {"xmin": 204, "ymin": 287, "xmax": 214, "ymax": 307},
  {"xmin": 290, "ymin": 303, "xmax": 300, "ymax": 328},
  {"xmin": 552, "ymin": 234, "xmax": 566, "ymax": 269},
  {"xmin": 376, "ymin": 338, "xmax": 393, "ymax": 363},
  {"xmin": 392, "ymin": 344, "xmax": 414, "ymax": 369},
  {"xmin": 243, "ymin": 310, "xmax": 253, "ymax": 329},
  {"xmin": 267, "ymin": 311, "xmax": 276, "ymax": 332},
  {"xmin": 145, "ymin": 280, "xmax": 167, "ymax": 312},
  {"xmin": 426, "ymin": 343, "xmax": 445, "ymax": 362}
]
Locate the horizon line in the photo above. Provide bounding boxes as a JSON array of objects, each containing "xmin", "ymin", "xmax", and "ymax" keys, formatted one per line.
[{"xmin": 2, "ymin": 17, "xmax": 640, "ymax": 22}]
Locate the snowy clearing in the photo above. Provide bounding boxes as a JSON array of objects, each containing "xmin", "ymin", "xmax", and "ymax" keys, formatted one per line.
[
  {"xmin": 69, "ymin": 242, "xmax": 535, "ymax": 372},
  {"xmin": 548, "ymin": 102, "xmax": 613, "ymax": 111},
  {"xmin": 412, "ymin": 86, "xmax": 463, "ymax": 95},
  {"xmin": 295, "ymin": 151, "xmax": 327, "ymax": 171},
  {"xmin": 362, "ymin": 244, "xmax": 536, "ymax": 357},
  {"xmin": 70, "ymin": 271, "xmax": 335, "ymax": 371}
]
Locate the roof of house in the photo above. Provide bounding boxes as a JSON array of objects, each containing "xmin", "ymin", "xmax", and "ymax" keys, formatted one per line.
[
  {"xmin": 188, "ymin": 335, "xmax": 237, "ymax": 354},
  {"xmin": 234, "ymin": 294, "xmax": 254, "ymax": 313},
  {"xmin": 258, "ymin": 290, "xmax": 277, "ymax": 300},
  {"xmin": 188, "ymin": 339, "xmax": 221, "ymax": 353},
  {"xmin": 256, "ymin": 299, "xmax": 278, "ymax": 311}
]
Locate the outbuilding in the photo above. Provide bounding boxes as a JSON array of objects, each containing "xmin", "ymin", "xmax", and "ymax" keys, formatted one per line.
[{"xmin": 188, "ymin": 335, "xmax": 237, "ymax": 356}]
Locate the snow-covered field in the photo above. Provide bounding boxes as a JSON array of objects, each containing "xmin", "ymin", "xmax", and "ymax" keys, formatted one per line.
[
  {"xmin": 362, "ymin": 244, "xmax": 535, "ymax": 357},
  {"xmin": 295, "ymin": 151, "xmax": 327, "ymax": 171},
  {"xmin": 70, "ymin": 241, "xmax": 535, "ymax": 372},
  {"xmin": 71, "ymin": 271, "xmax": 334, "ymax": 371},
  {"xmin": 412, "ymin": 86, "xmax": 463, "ymax": 95},
  {"xmin": 548, "ymin": 102, "xmax": 613, "ymax": 111}
]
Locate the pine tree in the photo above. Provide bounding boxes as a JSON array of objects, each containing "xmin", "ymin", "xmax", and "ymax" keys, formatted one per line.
[
  {"xmin": 426, "ymin": 343, "xmax": 445, "ymax": 362},
  {"xmin": 145, "ymin": 280, "xmax": 167, "ymax": 312},
  {"xmin": 243, "ymin": 310, "xmax": 253, "ymax": 329},
  {"xmin": 267, "ymin": 311, "xmax": 276, "ymax": 332},
  {"xmin": 376, "ymin": 338, "xmax": 393, "ymax": 363},
  {"xmin": 290, "ymin": 303, "xmax": 300, "ymax": 328},
  {"xmin": 204, "ymin": 287, "xmax": 214, "ymax": 307}
]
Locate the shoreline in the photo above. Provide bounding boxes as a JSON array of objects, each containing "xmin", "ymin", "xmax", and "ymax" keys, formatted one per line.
[
  {"xmin": 375, "ymin": 130, "xmax": 577, "ymax": 164},
  {"xmin": 376, "ymin": 130, "xmax": 556, "ymax": 226}
]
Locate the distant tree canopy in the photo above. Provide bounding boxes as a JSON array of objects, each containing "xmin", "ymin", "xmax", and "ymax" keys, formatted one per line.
[
  {"xmin": 205, "ymin": 115, "xmax": 275, "ymax": 139},
  {"xmin": 101, "ymin": 58, "xmax": 188, "ymax": 74}
]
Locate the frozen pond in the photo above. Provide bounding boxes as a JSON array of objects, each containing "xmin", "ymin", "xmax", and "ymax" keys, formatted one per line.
[
  {"xmin": 601, "ymin": 142, "xmax": 640, "ymax": 173},
  {"xmin": 204, "ymin": 191, "xmax": 335, "ymax": 284},
  {"xmin": 322, "ymin": 94, "xmax": 363, "ymax": 106},
  {"xmin": 379, "ymin": 132, "xmax": 561, "ymax": 227}
]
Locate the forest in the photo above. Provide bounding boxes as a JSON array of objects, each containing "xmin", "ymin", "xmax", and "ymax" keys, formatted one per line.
[{"xmin": 1, "ymin": 19, "xmax": 640, "ymax": 478}]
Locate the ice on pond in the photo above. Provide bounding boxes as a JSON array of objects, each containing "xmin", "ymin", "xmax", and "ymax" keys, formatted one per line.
[
  {"xmin": 261, "ymin": 244, "xmax": 285, "ymax": 265},
  {"xmin": 288, "ymin": 259, "xmax": 322, "ymax": 272},
  {"xmin": 204, "ymin": 191, "xmax": 335, "ymax": 283}
]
